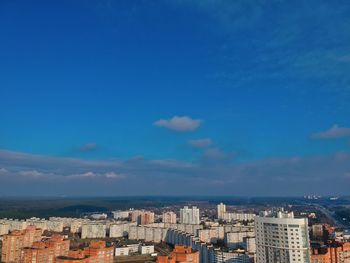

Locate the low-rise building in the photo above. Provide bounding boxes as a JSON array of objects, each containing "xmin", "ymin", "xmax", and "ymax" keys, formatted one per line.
[
  {"xmin": 56, "ymin": 240, "xmax": 113, "ymax": 263},
  {"xmin": 127, "ymin": 243, "xmax": 140, "ymax": 253},
  {"xmin": 139, "ymin": 244, "xmax": 154, "ymax": 255},
  {"xmin": 90, "ymin": 213, "xmax": 107, "ymax": 220},
  {"xmin": 115, "ymin": 247, "xmax": 130, "ymax": 256},
  {"xmin": 157, "ymin": 245, "xmax": 199, "ymax": 263},
  {"xmin": 112, "ymin": 210, "xmax": 130, "ymax": 220},
  {"xmin": 115, "ymin": 244, "xmax": 155, "ymax": 256}
]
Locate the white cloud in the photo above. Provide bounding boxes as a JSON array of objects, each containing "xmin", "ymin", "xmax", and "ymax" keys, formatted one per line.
[
  {"xmin": 0, "ymin": 168, "xmax": 8, "ymax": 174},
  {"xmin": 311, "ymin": 124, "xmax": 350, "ymax": 139},
  {"xmin": 188, "ymin": 138, "xmax": 212, "ymax": 148},
  {"xmin": 104, "ymin": 172, "xmax": 125, "ymax": 179},
  {"xmin": 71, "ymin": 171, "xmax": 125, "ymax": 179},
  {"xmin": 76, "ymin": 172, "xmax": 96, "ymax": 177},
  {"xmin": 1, "ymin": 149, "xmax": 350, "ymax": 195},
  {"xmin": 18, "ymin": 170, "xmax": 47, "ymax": 177},
  {"xmin": 154, "ymin": 116, "xmax": 202, "ymax": 132}
]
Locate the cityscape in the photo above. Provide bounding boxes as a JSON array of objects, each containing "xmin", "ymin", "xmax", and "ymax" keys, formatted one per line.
[
  {"xmin": 0, "ymin": 196, "xmax": 350, "ymax": 262},
  {"xmin": 1, "ymin": 0, "xmax": 350, "ymax": 262}
]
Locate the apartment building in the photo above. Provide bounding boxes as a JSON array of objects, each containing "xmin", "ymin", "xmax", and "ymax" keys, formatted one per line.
[{"xmin": 255, "ymin": 210, "xmax": 310, "ymax": 263}]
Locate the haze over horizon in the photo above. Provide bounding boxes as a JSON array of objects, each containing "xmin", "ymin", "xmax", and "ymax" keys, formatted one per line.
[{"xmin": 1, "ymin": 0, "xmax": 350, "ymax": 196}]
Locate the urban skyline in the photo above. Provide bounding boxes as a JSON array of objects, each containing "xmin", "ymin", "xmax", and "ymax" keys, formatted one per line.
[
  {"xmin": 1, "ymin": 0, "xmax": 350, "ymax": 196},
  {"xmin": 0, "ymin": 200, "xmax": 349, "ymax": 262}
]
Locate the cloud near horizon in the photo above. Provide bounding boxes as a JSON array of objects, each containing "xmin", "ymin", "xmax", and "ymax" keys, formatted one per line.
[
  {"xmin": 18, "ymin": 170, "xmax": 49, "ymax": 178},
  {"xmin": 311, "ymin": 124, "xmax": 350, "ymax": 139},
  {"xmin": 77, "ymin": 143, "xmax": 98, "ymax": 152},
  {"xmin": 202, "ymin": 147, "xmax": 234, "ymax": 161},
  {"xmin": 188, "ymin": 138, "xmax": 213, "ymax": 148},
  {"xmin": 0, "ymin": 149, "xmax": 350, "ymax": 196},
  {"xmin": 71, "ymin": 171, "xmax": 125, "ymax": 179},
  {"xmin": 154, "ymin": 116, "xmax": 202, "ymax": 132}
]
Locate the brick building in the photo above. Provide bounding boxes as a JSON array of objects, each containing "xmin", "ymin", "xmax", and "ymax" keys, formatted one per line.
[
  {"xmin": 311, "ymin": 247, "xmax": 331, "ymax": 263},
  {"xmin": 22, "ymin": 234, "xmax": 70, "ymax": 263},
  {"xmin": 1, "ymin": 226, "xmax": 42, "ymax": 263},
  {"xmin": 56, "ymin": 240, "xmax": 114, "ymax": 263},
  {"xmin": 130, "ymin": 210, "xmax": 155, "ymax": 225},
  {"xmin": 157, "ymin": 245, "xmax": 199, "ymax": 263},
  {"xmin": 311, "ymin": 242, "xmax": 350, "ymax": 263}
]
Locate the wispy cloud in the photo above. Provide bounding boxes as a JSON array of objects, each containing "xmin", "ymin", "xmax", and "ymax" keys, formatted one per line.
[
  {"xmin": 202, "ymin": 147, "xmax": 235, "ymax": 162},
  {"xmin": 71, "ymin": 171, "xmax": 125, "ymax": 179},
  {"xmin": 0, "ymin": 168, "xmax": 8, "ymax": 174},
  {"xmin": 154, "ymin": 116, "xmax": 202, "ymax": 132},
  {"xmin": 1, "ymin": 149, "xmax": 350, "ymax": 196},
  {"xmin": 77, "ymin": 143, "xmax": 98, "ymax": 152},
  {"xmin": 18, "ymin": 170, "xmax": 48, "ymax": 178},
  {"xmin": 188, "ymin": 138, "xmax": 212, "ymax": 148},
  {"xmin": 311, "ymin": 124, "xmax": 350, "ymax": 139},
  {"xmin": 194, "ymin": 0, "xmax": 350, "ymax": 103},
  {"xmin": 171, "ymin": 0, "xmax": 266, "ymax": 31}
]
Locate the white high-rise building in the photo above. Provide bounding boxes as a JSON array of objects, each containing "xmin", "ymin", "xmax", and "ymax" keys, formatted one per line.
[
  {"xmin": 255, "ymin": 210, "xmax": 310, "ymax": 263},
  {"xmin": 180, "ymin": 206, "xmax": 200, "ymax": 225},
  {"xmin": 217, "ymin": 203, "xmax": 226, "ymax": 219}
]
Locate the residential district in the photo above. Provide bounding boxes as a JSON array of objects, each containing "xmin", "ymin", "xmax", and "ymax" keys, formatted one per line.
[{"xmin": 0, "ymin": 203, "xmax": 349, "ymax": 263}]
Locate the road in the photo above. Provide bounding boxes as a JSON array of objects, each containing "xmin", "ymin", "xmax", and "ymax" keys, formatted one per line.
[
  {"xmin": 155, "ymin": 244, "xmax": 170, "ymax": 256},
  {"xmin": 310, "ymin": 203, "xmax": 350, "ymax": 232}
]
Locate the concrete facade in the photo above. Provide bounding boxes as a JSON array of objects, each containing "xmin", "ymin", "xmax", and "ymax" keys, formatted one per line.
[
  {"xmin": 163, "ymin": 211, "xmax": 177, "ymax": 224},
  {"xmin": 81, "ymin": 223, "xmax": 106, "ymax": 239},
  {"xmin": 255, "ymin": 211, "xmax": 310, "ymax": 263},
  {"xmin": 180, "ymin": 206, "xmax": 200, "ymax": 225}
]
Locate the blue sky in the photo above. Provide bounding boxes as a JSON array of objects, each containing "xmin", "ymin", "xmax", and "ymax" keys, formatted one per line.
[{"xmin": 0, "ymin": 0, "xmax": 350, "ymax": 196}]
